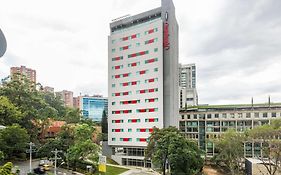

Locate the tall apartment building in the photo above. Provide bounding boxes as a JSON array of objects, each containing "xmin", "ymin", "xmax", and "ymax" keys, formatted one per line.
[
  {"xmin": 179, "ymin": 63, "xmax": 196, "ymax": 88},
  {"xmin": 179, "ymin": 63, "xmax": 198, "ymax": 107},
  {"xmin": 56, "ymin": 90, "xmax": 73, "ymax": 108},
  {"xmin": 79, "ymin": 95, "xmax": 108, "ymax": 122},
  {"xmin": 73, "ymin": 96, "xmax": 80, "ymax": 109},
  {"xmin": 43, "ymin": 86, "xmax": 55, "ymax": 94},
  {"xmin": 179, "ymin": 102, "xmax": 281, "ymax": 158},
  {"xmin": 108, "ymin": 0, "xmax": 178, "ymax": 167},
  {"xmin": 10, "ymin": 66, "xmax": 36, "ymax": 83}
]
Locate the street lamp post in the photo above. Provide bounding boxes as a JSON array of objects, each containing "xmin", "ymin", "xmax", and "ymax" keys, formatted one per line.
[
  {"xmin": 27, "ymin": 142, "xmax": 35, "ymax": 173},
  {"xmin": 51, "ymin": 149, "xmax": 63, "ymax": 175}
]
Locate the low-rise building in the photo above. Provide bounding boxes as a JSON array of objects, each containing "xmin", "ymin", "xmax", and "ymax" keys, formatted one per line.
[{"xmin": 179, "ymin": 102, "xmax": 281, "ymax": 157}]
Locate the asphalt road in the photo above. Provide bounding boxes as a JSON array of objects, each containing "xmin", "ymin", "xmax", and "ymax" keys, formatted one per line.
[{"xmin": 13, "ymin": 160, "xmax": 81, "ymax": 175}]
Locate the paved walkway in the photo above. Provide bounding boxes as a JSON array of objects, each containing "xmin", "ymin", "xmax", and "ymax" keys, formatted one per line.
[{"xmin": 119, "ymin": 168, "xmax": 159, "ymax": 175}]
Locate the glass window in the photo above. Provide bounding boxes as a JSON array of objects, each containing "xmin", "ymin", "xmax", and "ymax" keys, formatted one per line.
[
  {"xmin": 181, "ymin": 115, "xmax": 184, "ymax": 120},
  {"xmin": 112, "ymin": 102, "xmax": 116, "ymax": 105},
  {"xmin": 136, "ymin": 42, "xmax": 140, "ymax": 47},
  {"xmin": 263, "ymin": 113, "xmax": 268, "ymax": 118},
  {"xmin": 128, "ymin": 129, "xmax": 132, "ymax": 132},
  {"xmin": 154, "ymin": 48, "xmax": 158, "ymax": 52},
  {"xmin": 193, "ymin": 114, "xmax": 197, "ymax": 119},
  {"xmin": 207, "ymin": 114, "xmax": 212, "ymax": 119},
  {"xmin": 246, "ymin": 113, "xmax": 251, "ymax": 118},
  {"xmin": 238, "ymin": 113, "xmax": 242, "ymax": 118},
  {"xmin": 112, "ymin": 84, "xmax": 115, "ymax": 88},
  {"xmin": 112, "ymin": 48, "xmax": 116, "ymax": 53},
  {"xmin": 222, "ymin": 113, "xmax": 227, "ymax": 118},
  {"xmin": 272, "ymin": 112, "xmax": 276, "ymax": 118},
  {"xmin": 154, "ymin": 68, "xmax": 158, "ymax": 72},
  {"xmin": 215, "ymin": 114, "xmax": 219, "ymax": 118},
  {"xmin": 254, "ymin": 113, "xmax": 259, "ymax": 118}
]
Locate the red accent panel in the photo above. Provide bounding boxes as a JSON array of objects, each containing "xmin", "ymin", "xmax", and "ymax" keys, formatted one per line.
[
  {"xmin": 140, "ymin": 90, "xmax": 145, "ymax": 94},
  {"xmin": 148, "ymin": 39, "xmax": 154, "ymax": 44},
  {"xmin": 149, "ymin": 98, "xmax": 155, "ymax": 102},
  {"xmin": 123, "ymin": 82, "xmax": 129, "ymax": 86},
  {"xmin": 123, "ymin": 46, "xmax": 129, "ymax": 50},
  {"xmin": 139, "ymin": 138, "xmax": 147, "ymax": 142},
  {"xmin": 131, "ymin": 62, "xmax": 137, "ymax": 67},
  {"xmin": 131, "ymin": 81, "xmax": 137, "ymax": 85},
  {"xmin": 115, "ymin": 93, "xmax": 120, "ymax": 96},
  {"xmin": 123, "ymin": 73, "xmax": 129, "ymax": 77},
  {"xmin": 114, "ymin": 111, "xmax": 120, "ymax": 114},
  {"xmin": 139, "ymin": 109, "xmax": 146, "ymax": 113},
  {"xmin": 123, "ymin": 37, "xmax": 128, "ymax": 41},
  {"xmin": 148, "ymin": 78, "xmax": 154, "ymax": 83},
  {"xmin": 115, "ymin": 75, "xmax": 120, "ymax": 78},
  {"xmin": 132, "ymin": 100, "xmax": 137, "ymax": 104},
  {"xmin": 131, "ymin": 119, "xmax": 138, "ymax": 123},
  {"xmin": 139, "ymin": 70, "xmax": 146, "ymax": 75},
  {"xmin": 123, "ymin": 92, "xmax": 129, "ymax": 95},
  {"xmin": 149, "ymin": 108, "xmax": 155, "ymax": 112},
  {"xmin": 115, "ymin": 120, "xmax": 121, "ymax": 123},
  {"xmin": 123, "ymin": 138, "xmax": 130, "ymax": 141},
  {"xmin": 115, "ymin": 65, "xmax": 120, "ymax": 69},
  {"xmin": 148, "ymin": 89, "xmax": 154, "ymax": 93},
  {"xmin": 131, "ymin": 34, "xmax": 136, "ymax": 39},
  {"xmin": 115, "ymin": 129, "xmax": 121, "ymax": 132},
  {"xmin": 148, "ymin": 118, "xmax": 155, "ymax": 122},
  {"xmin": 139, "ymin": 51, "xmax": 146, "ymax": 55},
  {"xmin": 148, "ymin": 29, "xmax": 154, "ymax": 34},
  {"xmin": 140, "ymin": 129, "xmax": 146, "ymax": 132},
  {"xmin": 149, "ymin": 128, "xmax": 153, "ymax": 132},
  {"xmin": 131, "ymin": 53, "xmax": 137, "ymax": 57}
]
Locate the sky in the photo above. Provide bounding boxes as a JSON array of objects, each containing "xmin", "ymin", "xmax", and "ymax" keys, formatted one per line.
[{"xmin": 1, "ymin": 0, "xmax": 281, "ymax": 105}]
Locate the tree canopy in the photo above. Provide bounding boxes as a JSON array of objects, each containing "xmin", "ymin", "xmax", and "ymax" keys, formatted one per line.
[{"xmin": 146, "ymin": 126, "xmax": 203, "ymax": 175}]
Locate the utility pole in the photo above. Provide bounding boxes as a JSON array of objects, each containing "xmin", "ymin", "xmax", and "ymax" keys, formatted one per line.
[
  {"xmin": 27, "ymin": 142, "xmax": 35, "ymax": 173},
  {"xmin": 51, "ymin": 149, "xmax": 62, "ymax": 175}
]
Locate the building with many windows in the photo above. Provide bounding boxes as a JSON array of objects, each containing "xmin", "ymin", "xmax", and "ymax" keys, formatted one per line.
[
  {"xmin": 108, "ymin": 0, "xmax": 178, "ymax": 167},
  {"xmin": 80, "ymin": 95, "xmax": 108, "ymax": 122},
  {"xmin": 179, "ymin": 63, "xmax": 198, "ymax": 107},
  {"xmin": 10, "ymin": 65, "xmax": 36, "ymax": 83},
  {"xmin": 179, "ymin": 102, "xmax": 281, "ymax": 158},
  {"xmin": 55, "ymin": 90, "xmax": 73, "ymax": 108},
  {"xmin": 179, "ymin": 63, "xmax": 196, "ymax": 88}
]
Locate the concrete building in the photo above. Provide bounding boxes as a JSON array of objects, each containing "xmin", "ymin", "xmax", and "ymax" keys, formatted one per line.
[
  {"xmin": 79, "ymin": 95, "xmax": 108, "ymax": 122},
  {"xmin": 43, "ymin": 86, "xmax": 55, "ymax": 94},
  {"xmin": 179, "ymin": 63, "xmax": 196, "ymax": 88},
  {"xmin": 179, "ymin": 87, "xmax": 198, "ymax": 108},
  {"xmin": 56, "ymin": 90, "xmax": 73, "ymax": 108},
  {"xmin": 73, "ymin": 96, "xmax": 81, "ymax": 109},
  {"xmin": 108, "ymin": 0, "xmax": 178, "ymax": 167},
  {"xmin": 179, "ymin": 102, "xmax": 281, "ymax": 158},
  {"xmin": 10, "ymin": 66, "xmax": 36, "ymax": 83},
  {"xmin": 179, "ymin": 63, "xmax": 198, "ymax": 107}
]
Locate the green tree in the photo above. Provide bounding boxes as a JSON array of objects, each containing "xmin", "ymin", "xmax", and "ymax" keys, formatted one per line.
[
  {"xmin": 67, "ymin": 139, "xmax": 99, "ymax": 169},
  {"xmin": 0, "ymin": 96, "xmax": 22, "ymax": 126},
  {"xmin": 146, "ymin": 127, "xmax": 203, "ymax": 175},
  {"xmin": 0, "ymin": 162, "xmax": 13, "ymax": 175},
  {"xmin": 37, "ymin": 138, "xmax": 64, "ymax": 158},
  {"xmin": 212, "ymin": 129, "xmax": 245, "ymax": 175},
  {"xmin": 246, "ymin": 119, "xmax": 281, "ymax": 175},
  {"xmin": 64, "ymin": 108, "xmax": 81, "ymax": 124},
  {"xmin": 74, "ymin": 123, "xmax": 94, "ymax": 142},
  {"xmin": 101, "ymin": 110, "xmax": 108, "ymax": 134},
  {"xmin": 0, "ymin": 124, "xmax": 29, "ymax": 158}
]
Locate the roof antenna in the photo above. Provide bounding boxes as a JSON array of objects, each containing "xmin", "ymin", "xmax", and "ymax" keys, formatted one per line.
[
  {"xmin": 268, "ymin": 95, "xmax": 271, "ymax": 108},
  {"xmin": 251, "ymin": 97, "xmax": 254, "ymax": 109}
]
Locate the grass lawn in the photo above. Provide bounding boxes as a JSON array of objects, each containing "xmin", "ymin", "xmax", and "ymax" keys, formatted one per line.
[{"xmin": 94, "ymin": 165, "xmax": 129, "ymax": 175}]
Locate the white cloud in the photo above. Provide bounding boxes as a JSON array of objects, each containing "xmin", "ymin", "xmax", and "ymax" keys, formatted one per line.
[{"xmin": 1, "ymin": 0, "xmax": 281, "ymax": 105}]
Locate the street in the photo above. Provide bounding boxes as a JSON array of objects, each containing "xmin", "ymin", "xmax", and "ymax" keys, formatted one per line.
[{"xmin": 13, "ymin": 159, "xmax": 82, "ymax": 175}]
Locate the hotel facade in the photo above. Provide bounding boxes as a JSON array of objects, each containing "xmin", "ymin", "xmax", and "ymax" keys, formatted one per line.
[{"xmin": 108, "ymin": 0, "xmax": 178, "ymax": 167}]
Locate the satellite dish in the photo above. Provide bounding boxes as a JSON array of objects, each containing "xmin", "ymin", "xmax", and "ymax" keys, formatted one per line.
[{"xmin": 0, "ymin": 28, "xmax": 7, "ymax": 57}]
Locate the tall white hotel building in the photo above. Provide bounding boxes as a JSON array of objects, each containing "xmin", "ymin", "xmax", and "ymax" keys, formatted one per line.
[{"xmin": 108, "ymin": 0, "xmax": 178, "ymax": 167}]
